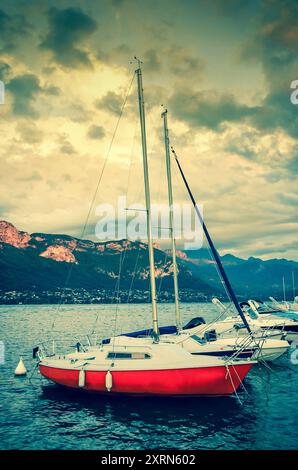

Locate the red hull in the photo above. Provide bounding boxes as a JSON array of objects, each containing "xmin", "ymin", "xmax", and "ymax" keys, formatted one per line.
[{"xmin": 39, "ymin": 363, "xmax": 253, "ymax": 396}]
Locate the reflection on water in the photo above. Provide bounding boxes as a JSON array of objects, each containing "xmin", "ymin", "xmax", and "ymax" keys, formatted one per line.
[{"xmin": 0, "ymin": 304, "xmax": 297, "ymax": 449}]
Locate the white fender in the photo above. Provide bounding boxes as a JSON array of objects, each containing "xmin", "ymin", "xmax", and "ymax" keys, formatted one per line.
[
  {"xmin": 15, "ymin": 356, "xmax": 27, "ymax": 376},
  {"xmin": 78, "ymin": 369, "xmax": 85, "ymax": 388},
  {"xmin": 105, "ymin": 370, "xmax": 113, "ymax": 391}
]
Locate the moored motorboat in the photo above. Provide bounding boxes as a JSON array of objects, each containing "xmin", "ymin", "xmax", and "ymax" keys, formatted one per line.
[
  {"xmin": 104, "ymin": 321, "xmax": 289, "ymax": 362},
  {"xmin": 209, "ymin": 299, "xmax": 298, "ymax": 343},
  {"xmin": 160, "ymin": 332, "xmax": 289, "ymax": 362}
]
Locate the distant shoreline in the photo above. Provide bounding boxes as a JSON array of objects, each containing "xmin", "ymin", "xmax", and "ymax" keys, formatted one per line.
[
  {"xmin": 0, "ymin": 287, "xmax": 290, "ymax": 306},
  {"xmin": 0, "ymin": 298, "xmax": 214, "ymax": 306},
  {"xmin": 0, "ymin": 297, "xmax": 288, "ymax": 306}
]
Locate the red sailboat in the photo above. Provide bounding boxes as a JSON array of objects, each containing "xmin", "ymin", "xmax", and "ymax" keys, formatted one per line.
[{"xmin": 39, "ymin": 337, "xmax": 253, "ymax": 396}]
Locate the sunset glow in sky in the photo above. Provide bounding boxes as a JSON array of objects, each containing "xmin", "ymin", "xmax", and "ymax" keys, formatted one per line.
[{"xmin": 0, "ymin": 0, "xmax": 297, "ymax": 259}]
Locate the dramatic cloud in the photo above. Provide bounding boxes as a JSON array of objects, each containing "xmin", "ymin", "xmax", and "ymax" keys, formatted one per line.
[
  {"xmin": 0, "ymin": 8, "xmax": 30, "ymax": 52},
  {"xmin": 40, "ymin": 7, "xmax": 98, "ymax": 68},
  {"xmin": 95, "ymin": 91, "xmax": 123, "ymax": 116},
  {"xmin": 242, "ymin": 0, "xmax": 298, "ymax": 81},
  {"xmin": 166, "ymin": 1, "xmax": 298, "ymax": 140},
  {"xmin": 6, "ymin": 72, "xmax": 61, "ymax": 117},
  {"xmin": 59, "ymin": 135, "xmax": 76, "ymax": 155},
  {"xmin": 142, "ymin": 46, "xmax": 204, "ymax": 79},
  {"xmin": 143, "ymin": 49, "xmax": 161, "ymax": 72},
  {"xmin": 169, "ymin": 90, "xmax": 257, "ymax": 130},
  {"xmin": 87, "ymin": 125, "xmax": 105, "ymax": 140},
  {"xmin": 17, "ymin": 170, "xmax": 43, "ymax": 182},
  {"xmin": 251, "ymin": 90, "xmax": 298, "ymax": 139},
  {"xmin": 0, "ymin": 0, "xmax": 296, "ymax": 261},
  {"xmin": 7, "ymin": 73, "xmax": 42, "ymax": 117},
  {"xmin": 277, "ymin": 192, "xmax": 298, "ymax": 207},
  {"xmin": 16, "ymin": 122, "xmax": 44, "ymax": 144},
  {"xmin": 240, "ymin": 0, "xmax": 298, "ymax": 137},
  {"xmin": 0, "ymin": 61, "xmax": 11, "ymax": 81},
  {"xmin": 166, "ymin": 46, "xmax": 204, "ymax": 77}
]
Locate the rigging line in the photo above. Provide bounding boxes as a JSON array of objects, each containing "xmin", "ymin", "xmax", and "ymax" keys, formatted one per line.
[
  {"xmin": 156, "ymin": 250, "xmax": 169, "ymax": 297},
  {"xmin": 111, "ymin": 252, "xmax": 125, "ymax": 304},
  {"xmin": 90, "ymin": 244, "xmax": 128, "ymax": 337},
  {"xmin": 111, "ymin": 249, "xmax": 128, "ymax": 353},
  {"xmin": 174, "ymin": 160, "xmax": 232, "ymax": 302},
  {"xmin": 231, "ymin": 364, "xmax": 249, "ymax": 396},
  {"xmin": 90, "ymin": 256, "xmax": 124, "ymax": 340},
  {"xmin": 102, "ymin": 239, "xmax": 131, "ymax": 340},
  {"xmin": 171, "ymin": 148, "xmax": 253, "ymax": 335},
  {"xmin": 177, "ymin": 297, "xmax": 248, "ymax": 347},
  {"xmin": 171, "ymin": 158, "xmax": 232, "ymax": 304},
  {"xmin": 156, "ymin": 142, "xmax": 166, "ymax": 206},
  {"xmin": 115, "ymin": 247, "xmax": 128, "ymax": 306},
  {"xmin": 81, "ymin": 71, "xmax": 135, "ymax": 240},
  {"xmin": 171, "ymin": 155, "xmax": 233, "ymax": 304},
  {"xmin": 155, "ymin": 166, "xmax": 179, "ymax": 301},
  {"xmin": 126, "ymin": 243, "xmax": 142, "ymax": 306},
  {"xmin": 113, "ymin": 251, "xmax": 123, "ymax": 320},
  {"xmin": 50, "ymin": 71, "xmax": 136, "ymax": 331},
  {"xmin": 128, "ymin": 130, "xmax": 143, "ymax": 205},
  {"xmin": 122, "ymin": 113, "xmax": 139, "ymax": 316},
  {"xmin": 205, "ymin": 241, "xmax": 232, "ymax": 303},
  {"xmin": 89, "ymin": 254, "xmax": 123, "ymax": 337},
  {"xmin": 92, "ymin": 125, "xmax": 143, "ymax": 338},
  {"xmin": 125, "ymin": 114, "xmax": 139, "ymax": 201},
  {"xmin": 226, "ymin": 335, "xmax": 256, "ymax": 364},
  {"xmin": 225, "ymin": 365, "xmax": 242, "ymax": 405},
  {"xmin": 176, "ymin": 306, "xmax": 229, "ymax": 345},
  {"xmin": 142, "ymin": 282, "xmax": 153, "ymax": 336},
  {"xmin": 118, "ymin": 117, "xmax": 143, "ymax": 311}
]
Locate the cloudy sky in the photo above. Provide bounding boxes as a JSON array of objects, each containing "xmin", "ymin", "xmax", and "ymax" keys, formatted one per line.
[{"xmin": 0, "ymin": 0, "xmax": 297, "ymax": 260}]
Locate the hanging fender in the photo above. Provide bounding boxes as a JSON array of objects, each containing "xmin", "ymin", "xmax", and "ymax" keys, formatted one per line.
[
  {"xmin": 78, "ymin": 369, "xmax": 85, "ymax": 388},
  {"xmin": 105, "ymin": 370, "xmax": 113, "ymax": 391}
]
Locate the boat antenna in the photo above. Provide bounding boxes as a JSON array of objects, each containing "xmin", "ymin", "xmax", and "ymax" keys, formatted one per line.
[
  {"xmin": 171, "ymin": 147, "xmax": 253, "ymax": 335},
  {"xmin": 161, "ymin": 107, "xmax": 181, "ymax": 332},
  {"xmin": 131, "ymin": 56, "xmax": 143, "ymax": 67},
  {"xmin": 134, "ymin": 58, "xmax": 159, "ymax": 341}
]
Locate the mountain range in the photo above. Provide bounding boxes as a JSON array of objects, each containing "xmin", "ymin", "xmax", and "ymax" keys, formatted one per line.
[{"xmin": 0, "ymin": 220, "xmax": 297, "ymax": 304}]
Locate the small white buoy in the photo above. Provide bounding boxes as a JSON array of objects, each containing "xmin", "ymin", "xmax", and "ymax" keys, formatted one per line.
[
  {"xmin": 105, "ymin": 370, "xmax": 113, "ymax": 392},
  {"xmin": 14, "ymin": 356, "xmax": 27, "ymax": 376},
  {"xmin": 78, "ymin": 369, "xmax": 85, "ymax": 388}
]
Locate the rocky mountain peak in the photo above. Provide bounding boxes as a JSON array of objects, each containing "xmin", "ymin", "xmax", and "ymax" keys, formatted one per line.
[
  {"xmin": 39, "ymin": 245, "xmax": 76, "ymax": 263},
  {"xmin": 0, "ymin": 220, "xmax": 31, "ymax": 248}
]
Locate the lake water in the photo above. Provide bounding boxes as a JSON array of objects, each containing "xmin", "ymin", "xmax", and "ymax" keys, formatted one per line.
[{"xmin": 0, "ymin": 303, "xmax": 297, "ymax": 450}]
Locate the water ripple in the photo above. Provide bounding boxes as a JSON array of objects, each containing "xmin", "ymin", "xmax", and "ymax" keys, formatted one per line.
[{"xmin": 0, "ymin": 304, "xmax": 297, "ymax": 449}]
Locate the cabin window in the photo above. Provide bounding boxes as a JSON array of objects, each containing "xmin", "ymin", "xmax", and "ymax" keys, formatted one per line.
[{"xmin": 106, "ymin": 352, "xmax": 151, "ymax": 360}]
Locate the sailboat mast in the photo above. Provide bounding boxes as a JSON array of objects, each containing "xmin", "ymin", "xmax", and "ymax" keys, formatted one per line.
[
  {"xmin": 135, "ymin": 61, "xmax": 159, "ymax": 339},
  {"xmin": 162, "ymin": 109, "xmax": 181, "ymax": 331},
  {"xmin": 292, "ymin": 271, "xmax": 296, "ymax": 300},
  {"xmin": 282, "ymin": 276, "xmax": 286, "ymax": 302}
]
